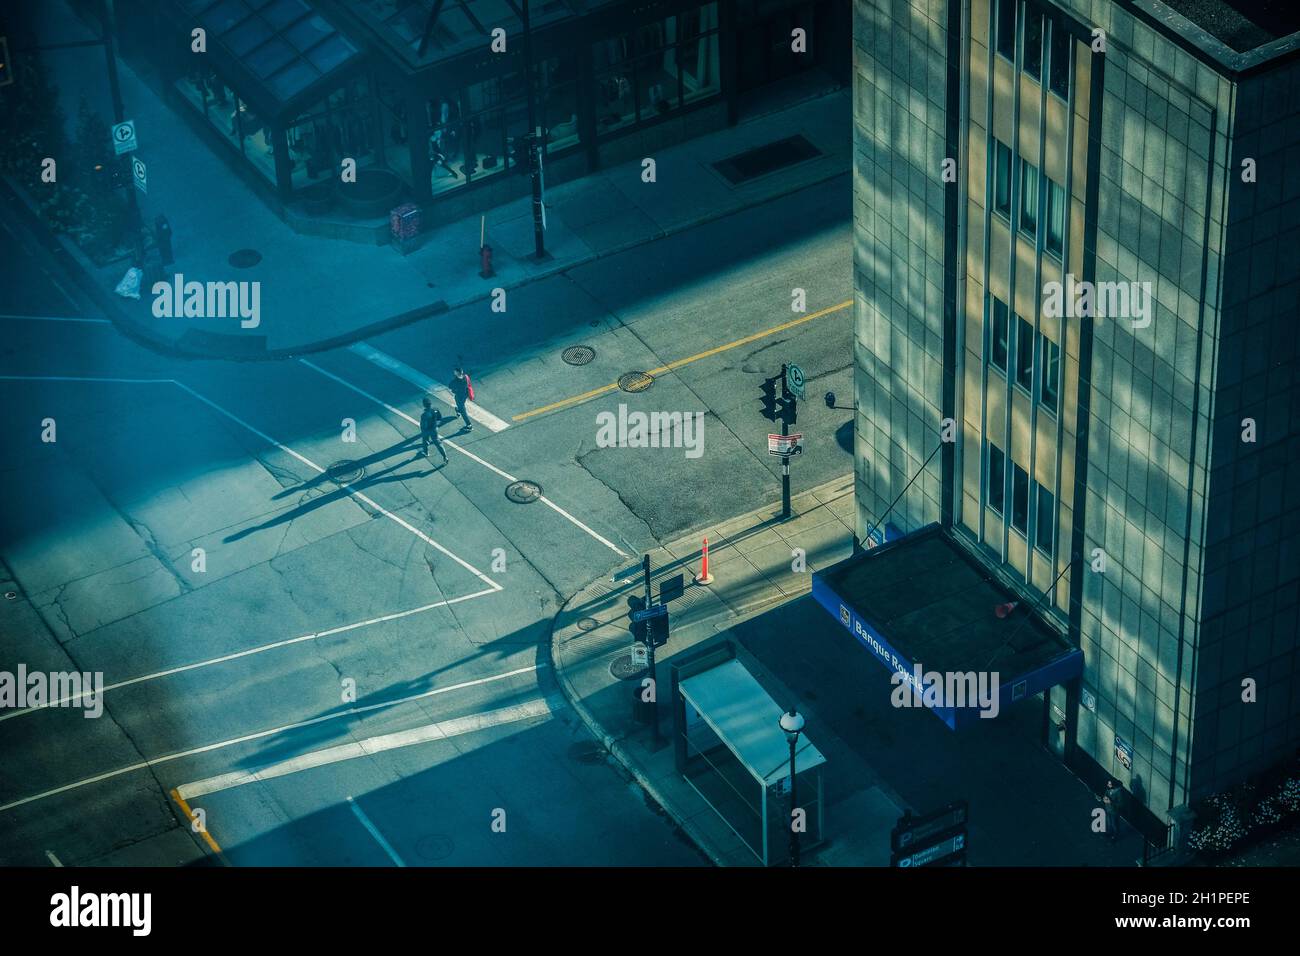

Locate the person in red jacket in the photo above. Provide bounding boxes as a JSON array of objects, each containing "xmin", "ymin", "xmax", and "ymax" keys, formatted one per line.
[{"xmin": 450, "ymin": 366, "xmax": 474, "ymax": 432}]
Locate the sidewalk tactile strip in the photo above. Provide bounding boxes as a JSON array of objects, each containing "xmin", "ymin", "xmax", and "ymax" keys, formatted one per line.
[{"xmin": 609, "ymin": 653, "xmax": 648, "ymax": 681}]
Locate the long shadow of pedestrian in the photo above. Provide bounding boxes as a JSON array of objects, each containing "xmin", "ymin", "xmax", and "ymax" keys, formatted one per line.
[
  {"xmin": 271, "ymin": 436, "xmax": 419, "ymax": 500},
  {"xmin": 225, "ymin": 454, "xmax": 436, "ymax": 543}
]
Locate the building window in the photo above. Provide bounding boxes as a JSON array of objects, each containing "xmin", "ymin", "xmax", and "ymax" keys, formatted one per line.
[
  {"xmin": 990, "ymin": 296, "xmax": 1009, "ymax": 371},
  {"xmin": 1046, "ymin": 177, "xmax": 1066, "ymax": 256},
  {"xmin": 988, "ymin": 443, "xmax": 1006, "ymax": 515},
  {"xmin": 995, "ymin": 0, "xmax": 1017, "ymax": 62},
  {"xmin": 1048, "ymin": 22, "xmax": 1071, "ymax": 99},
  {"xmin": 1035, "ymin": 483, "xmax": 1056, "ymax": 555},
  {"xmin": 1015, "ymin": 316, "xmax": 1034, "ymax": 391},
  {"xmin": 1020, "ymin": 159, "xmax": 1039, "ymax": 238},
  {"xmin": 994, "ymin": 140, "xmax": 1012, "ymax": 217},
  {"xmin": 1012, "ymin": 463, "xmax": 1030, "ymax": 534},
  {"xmin": 594, "ymin": 7, "xmax": 720, "ymax": 139},
  {"xmin": 1023, "ymin": 4, "xmax": 1043, "ymax": 80},
  {"xmin": 1039, "ymin": 333, "xmax": 1060, "ymax": 412}
]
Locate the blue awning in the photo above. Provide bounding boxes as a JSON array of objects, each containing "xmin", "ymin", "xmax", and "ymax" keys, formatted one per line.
[{"xmin": 812, "ymin": 524, "xmax": 1083, "ymax": 730}]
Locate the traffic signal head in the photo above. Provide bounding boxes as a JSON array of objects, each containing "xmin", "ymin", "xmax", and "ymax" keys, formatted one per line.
[
  {"xmin": 648, "ymin": 611, "xmax": 669, "ymax": 648},
  {"xmin": 760, "ymin": 375, "xmax": 779, "ymax": 422},
  {"xmin": 780, "ymin": 392, "xmax": 797, "ymax": 426}
]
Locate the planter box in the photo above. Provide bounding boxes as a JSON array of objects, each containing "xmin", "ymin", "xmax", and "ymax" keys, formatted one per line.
[{"xmin": 334, "ymin": 168, "xmax": 403, "ymax": 219}]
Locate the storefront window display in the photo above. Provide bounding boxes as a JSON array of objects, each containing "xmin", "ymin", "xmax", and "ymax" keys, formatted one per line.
[
  {"xmin": 284, "ymin": 76, "xmax": 378, "ymax": 190},
  {"xmin": 593, "ymin": 5, "xmax": 720, "ymax": 136},
  {"xmin": 421, "ymin": 59, "xmax": 579, "ymax": 196}
]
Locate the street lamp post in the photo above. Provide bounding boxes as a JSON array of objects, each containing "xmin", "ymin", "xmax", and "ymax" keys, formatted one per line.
[
  {"xmin": 520, "ymin": 0, "xmax": 546, "ymax": 260},
  {"xmin": 780, "ymin": 707, "xmax": 805, "ymax": 867}
]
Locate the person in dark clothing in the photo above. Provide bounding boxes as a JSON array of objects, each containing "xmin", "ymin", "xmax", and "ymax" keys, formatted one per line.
[
  {"xmin": 1102, "ymin": 779, "xmax": 1122, "ymax": 842},
  {"xmin": 420, "ymin": 397, "xmax": 448, "ymax": 465},
  {"xmin": 449, "ymin": 367, "xmax": 473, "ymax": 431}
]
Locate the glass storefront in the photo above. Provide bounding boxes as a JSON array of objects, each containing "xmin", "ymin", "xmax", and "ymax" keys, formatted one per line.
[
  {"xmin": 160, "ymin": 0, "xmax": 811, "ymax": 210},
  {"xmin": 283, "ymin": 75, "xmax": 378, "ymax": 190},
  {"xmin": 593, "ymin": 4, "xmax": 720, "ymax": 137}
]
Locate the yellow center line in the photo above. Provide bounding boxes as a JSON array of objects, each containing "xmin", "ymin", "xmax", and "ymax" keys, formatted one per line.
[
  {"xmin": 512, "ymin": 298, "xmax": 853, "ymax": 422},
  {"xmin": 170, "ymin": 788, "xmax": 229, "ymax": 864}
]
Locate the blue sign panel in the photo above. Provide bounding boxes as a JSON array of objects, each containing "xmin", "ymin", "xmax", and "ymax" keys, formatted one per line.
[{"xmin": 811, "ymin": 548, "xmax": 1084, "ymax": 731}]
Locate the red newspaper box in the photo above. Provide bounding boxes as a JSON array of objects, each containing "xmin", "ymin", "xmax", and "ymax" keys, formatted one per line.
[{"xmin": 390, "ymin": 202, "xmax": 420, "ymax": 241}]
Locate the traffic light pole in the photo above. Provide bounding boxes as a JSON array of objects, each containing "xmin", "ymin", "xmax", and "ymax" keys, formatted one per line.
[
  {"xmin": 641, "ymin": 553, "xmax": 660, "ymax": 749},
  {"xmin": 101, "ymin": 0, "xmax": 142, "ymax": 259},
  {"xmin": 521, "ymin": 0, "xmax": 546, "ymax": 260},
  {"xmin": 780, "ymin": 364, "xmax": 792, "ymax": 520}
]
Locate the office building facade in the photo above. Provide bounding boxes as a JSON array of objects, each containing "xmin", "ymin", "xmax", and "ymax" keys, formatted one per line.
[{"xmin": 852, "ymin": 0, "xmax": 1300, "ymax": 821}]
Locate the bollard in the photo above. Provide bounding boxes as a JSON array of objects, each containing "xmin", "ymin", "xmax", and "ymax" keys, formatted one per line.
[{"xmin": 693, "ymin": 537, "xmax": 715, "ymax": 585}]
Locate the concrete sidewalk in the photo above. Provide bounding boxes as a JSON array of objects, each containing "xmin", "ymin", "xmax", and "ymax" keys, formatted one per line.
[
  {"xmin": 550, "ymin": 476, "xmax": 1152, "ymax": 866},
  {"xmin": 9, "ymin": 0, "xmax": 850, "ymax": 359}
]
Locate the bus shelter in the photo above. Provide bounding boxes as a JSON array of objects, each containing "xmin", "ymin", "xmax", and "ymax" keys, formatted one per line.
[{"xmin": 674, "ymin": 656, "xmax": 825, "ymax": 866}]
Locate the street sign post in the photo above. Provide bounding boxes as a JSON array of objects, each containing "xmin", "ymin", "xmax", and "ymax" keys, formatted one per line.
[
  {"xmin": 786, "ymin": 363, "xmax": 806, "ymax": 398},
  {"xmin": 890, "ymin": 802, "xmax": 968, "ymax": 867},
  {"xmin": 131, "ymin": 156, "xmax": 147, "ymax": 195},
  {"xmin": 111, "ymin": 119, "xmax": 137, "ymax": 155}
]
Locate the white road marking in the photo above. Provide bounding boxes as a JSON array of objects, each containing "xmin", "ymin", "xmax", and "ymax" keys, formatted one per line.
[
  {"xmin": 0, "ymin": 588, "xmax": 498, "ymax": 722},
  {"xmin": 169, "ymin": 380, "xmax": 503, "ymax": 593},
  {"xmin": 301, "ymin": 359, "xmax": 628, "ymax": 557},
  {"xmin": 347, "ymin": 796, "xmax": 405, "ymax": 867},
  {"xmin": 0, "ymin": 314, "xmax": 111, "ymax": 325},
  {"xmin": 45, "ymin": 850, "xmax": 63, "ymax": 867},
  {"xmin": 0, "ymin": 664, "xmax": 545, "ymax": 814},
  {"xmin": 349, "ymin": 342, "xmax": 511, "ymax": 432},
  {"xmin": 179, "ymin": 697, "xmax": 560, "ymax": 800},
  {"xmin": 0, "ymin": 375, "xmax": 171, "ymax": 384},
  {"xmin": 0, "ymin": 374, "xmax": 500, "ymax": 590}
]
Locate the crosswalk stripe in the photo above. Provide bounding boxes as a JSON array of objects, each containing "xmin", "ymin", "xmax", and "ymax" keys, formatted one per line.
[
  {"xmin": 349, "ymin": 342, "xmax": 511, "ymax": 432},
  {"xmin": 0, "ymin": 665, "xmax": 544, "ymax": 814},
  {"xmin": 178, "ymin": 696, "xmax": 561, "ymax": 800}
]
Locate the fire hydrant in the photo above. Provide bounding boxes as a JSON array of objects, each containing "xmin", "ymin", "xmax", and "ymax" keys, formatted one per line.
[
  {"xmin": 154, "ymin": 215, "xmax": 174, "ymax": 267},
  {"xmin": 479, "ymin": 243, "xmax": 494, "ymax": 279}
]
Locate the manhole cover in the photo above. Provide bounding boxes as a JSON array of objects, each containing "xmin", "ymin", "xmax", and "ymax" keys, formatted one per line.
[
  {"xmin": 577, "ymin": 617, "xmax": 599, "ymax": 632},
  {"xmin": 618, "ymin": 371, "xmax": 654, "ymax": 393},
  {"xmin": 415, "ymin": 833, "xmax": 454, "ymax": 861},
  {"xmin": 326, "ymin": 460, "xmax": 365, "ymax": 483},
  {"xmin": 4, "ymin": 591, "xmax": 17, "ymax": 601},
  {"xmin": 562, "ymin": 345, "xmax": 596, "ymax": 366},
  {"xmin": 228, "ymin": 248, "xmax": 262, "ymax": 268},
  {"xmin": 567, "ymin": 741, "xmax": 606, "ymax": 764},
  {"xmin": 505, "ymin": 480, "xmax": 543, "ymax": 503},
  {"xmin": 610, "ymin": 653, "xmax": 648, "ymax": 681}
]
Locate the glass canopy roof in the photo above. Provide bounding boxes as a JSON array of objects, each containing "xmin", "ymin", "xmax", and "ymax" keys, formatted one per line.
[{"xmin": 179, "ymin": 0, "xmax": 362, "ymax": 109}]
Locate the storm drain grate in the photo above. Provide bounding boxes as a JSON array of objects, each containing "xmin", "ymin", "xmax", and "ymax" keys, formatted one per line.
[
  {"xmin": 712, "ymin": 134, "xmax": 822, "ymax": 185},
  {"xmin": 505, "ymin": 479, "xmax": 543, "ymax": 503},
  {"xmin": 562, "ymin": 345, "xmax": 596, "ymax": 366},
  {"xmin": 228, "ymin": 248, "xmax": 262, "ymax": 268},
  {"xmin": 610, "ymin": 653, "xmax": 648, "ymax": 681},
  {"xmin": 326, "ymin": 460, "xmax": 365, "ymax": 483},
  {"xmin": 618, "ymin": 371, "xmax": 654, "ymax": 393}
]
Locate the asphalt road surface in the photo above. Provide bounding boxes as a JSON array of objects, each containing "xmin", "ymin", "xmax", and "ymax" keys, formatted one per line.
[{"xmin": 0, "ymin": 173, "xmax": 851, "ymax": 866}]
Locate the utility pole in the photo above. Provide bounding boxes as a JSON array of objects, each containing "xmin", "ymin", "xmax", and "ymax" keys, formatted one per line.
[
  {"xmin": 779, "ymin": 363, "xmax": 791, "ymax": 520},
  {"xmin": 101, "ymin": 0, "xmax": 142, "ymax": 258},
  {"xmin": 641, "ymin": 553, "xmax": 660, "ymax": 749},
  {"xmin": 520, "ymin": 0, "xmax": 546, "ymax": 260}
]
